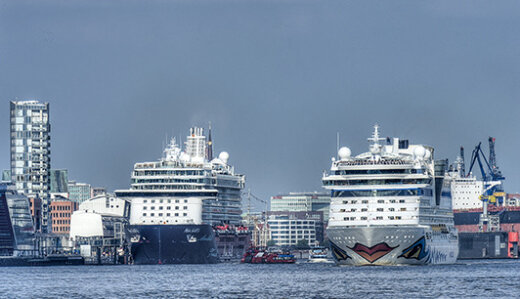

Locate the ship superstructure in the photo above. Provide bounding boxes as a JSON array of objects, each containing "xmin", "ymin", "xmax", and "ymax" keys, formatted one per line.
[
  {"xmin": 323, "ymin": 125, "xmax": 458, "ymax": 265},
  {"xmin": 116, "ymin": 127, "xmax": 245, "ymax": 264}
]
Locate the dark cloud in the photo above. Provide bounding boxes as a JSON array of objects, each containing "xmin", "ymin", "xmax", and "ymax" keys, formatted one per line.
[{"xmin": 1, "ymin": 0, "xmax": 519, "ymax": 209}]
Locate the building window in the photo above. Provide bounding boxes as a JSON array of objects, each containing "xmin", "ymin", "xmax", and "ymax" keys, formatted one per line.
[
  {"xmin": 143, "ymin": 213, "xmax": 147, "ymax": 216},
  {"xmin": 183, "ymin": 213, "xmax": 187, "ymax": 216}
]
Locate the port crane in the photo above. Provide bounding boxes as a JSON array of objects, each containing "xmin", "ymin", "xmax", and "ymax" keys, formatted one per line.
[{"xmin": 465, "ymin": 137, "xmax": 506, "ymax": 231}]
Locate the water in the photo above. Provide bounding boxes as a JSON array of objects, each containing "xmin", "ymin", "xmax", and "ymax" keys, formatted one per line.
[{"xmin": 1, "ymin": 260, "xmax": 520, "ymax": 298}]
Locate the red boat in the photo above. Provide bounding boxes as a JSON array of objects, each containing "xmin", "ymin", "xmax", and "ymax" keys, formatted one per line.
[{"xmin": 241, "ymin": 247, "xmax": 296, "ymax": 264}]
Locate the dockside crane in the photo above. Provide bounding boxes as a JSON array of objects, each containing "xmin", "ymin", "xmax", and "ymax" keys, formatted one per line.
[{"xmin": 466, "ymin": 137, "xmax": 506, "ymax": 231}]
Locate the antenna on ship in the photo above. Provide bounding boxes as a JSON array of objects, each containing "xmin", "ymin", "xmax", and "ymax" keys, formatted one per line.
[
  {"xmin": 206, "ymin": 121, "xmax": 213, "ymax": 161},
  {"xmin": 336, "ymin": 132, "xmax": 340, "ymax": 159},
  {"xmin": 367, "ymin": 124, "xmax": 385, "ymax": 156}
]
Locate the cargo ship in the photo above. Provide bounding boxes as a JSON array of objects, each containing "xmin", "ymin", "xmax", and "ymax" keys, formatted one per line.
[
  {"xmin": 116, "ymin": 126, "xmax": 246, "ymax": 264},
  {"xmin": 449, "ymin": 138, "xmax": 520, "ymax": 259}
]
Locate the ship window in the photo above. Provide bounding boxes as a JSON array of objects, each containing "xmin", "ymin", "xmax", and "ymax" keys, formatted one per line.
[
  {"xmin": 143, "ymin": 207, "xmax": 147, "ymax": 210},
  {"xmin": 362, "ymin": 200, "xmax": 368, "ymax": 204},
  {"xmin": 159, "ymin": 206, "xmax": 163, "ymax": 210},
  {"xmin": 167, "ymin": 206, "xmax": 171, "ymax": 210},
  {"xmin": 399, "ymin": 200, "xmax": 405, "ymax": 203},
  {"xmin": 377, "ymin": 200, "xmax": 384, "ymax": 203},
  {"xmin": 376, "ymin": 216, "xmax": 383, "ymax": 220},
  {"xmin": 343, "ymin": 217, "xmax": 349, "ymax": 221},
  {"xmin": 142, "ymin": 213, "xmax": 147, "ymax": 216},
  {"xmin": 361, "ymin": 208, "xmax": 367, "ymax": 212},
  {"xmin": 184, "ymin": 200, "xmax": 188, "ymax": 203},
  {"xmin": 143, "ymin": 200, "xmax": 147, "ymax": 203},
  {"xmin": 150, "ymin": 213, "xmax": 155, "ymax": 216},
  {"xmin": 175, "ymin": 213, "xmax": 179, "ymax": 216},
  {"xmin": 183, "ymin": 213, "xmax": 187, "ymax": 216},
  {"xmin": 151, "ymin": 206, "xmax": 155, "ymax": 210},
  {"xmin": 183, "ymin": 206, "xmax": 188, "ymax": 210},
  {"xmin": 377, "ymin": 208, "xmax": 383, "ymax": 212},
  {"xmin": 168, "ymin": 200, "xmax": 171, "ymax": 203},
  {"xmin": 175, "ymin": 206, "xmax": 179, "ymax": 210},
  {"xmin": 389, "ymin": 208, "xmax": 395, "ymax": 211},
  {"xmin": 160, "ymin": 200, "xmax": 163, "ymax": 203},
  {"xmin": 167, "ymin": 213, "xmax": 170, "ymax": 216},
  {"xmin": 361, "ymin": 217, "xmax": 367, "ymax": 220},
  {"xmin": 158, "ymin": 213, "xmax": 163, "ymax": 216},
  {"xmin": 400, "ymin": 208, "xmax": 406, "ymax": 211}
]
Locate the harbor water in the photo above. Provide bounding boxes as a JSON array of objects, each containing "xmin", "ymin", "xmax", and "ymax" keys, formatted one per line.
[{"xmin": 1, "ymin": 260, "xmax": 519, "ymax": 298}]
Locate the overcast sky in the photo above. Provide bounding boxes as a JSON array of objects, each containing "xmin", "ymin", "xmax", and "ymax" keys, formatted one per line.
[{"xmin": 1, "ymin": 0, "xmax": 519, "ymax": 209}]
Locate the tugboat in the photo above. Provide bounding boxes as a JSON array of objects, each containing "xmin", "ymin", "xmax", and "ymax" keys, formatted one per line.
[{"xmin": 241, "ymin": 247, "xmax": 296, "ymax": 264}]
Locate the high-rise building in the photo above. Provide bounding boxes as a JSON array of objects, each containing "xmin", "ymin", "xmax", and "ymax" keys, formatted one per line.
[
  {"xmin": 270, "ymin": 192, "xmax": 331, "ymax": 222},
  {"xmin": 68, "ymin": 181, "xmax": 91, "ymax": 203},
  {"xmin": 10, "ymin": 100, "xmax": 51, "ymax": 233}
]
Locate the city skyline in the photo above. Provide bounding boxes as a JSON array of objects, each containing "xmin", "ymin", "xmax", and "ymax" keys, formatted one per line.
[{"xmin": 1, "ymin": 1, "xmax": 520, "ymax": 206}]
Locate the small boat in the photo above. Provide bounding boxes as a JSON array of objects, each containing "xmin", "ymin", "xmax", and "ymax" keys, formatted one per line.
[
  {"xmin": 241, "ymin": 247, "xmax": 296, "ymax": 264},
  {"xmin": 308, "ymin": 247, "xmax": 332, "ymax": 263}
]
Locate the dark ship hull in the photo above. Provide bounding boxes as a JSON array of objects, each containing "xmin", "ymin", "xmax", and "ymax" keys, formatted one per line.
[
  {"xmin": 454, "ymin": 209, "xmax": 520, "ymax": 259},
  {"xmin": 130, "ymin": 224, "xmax": 218, "ymax": 264}
]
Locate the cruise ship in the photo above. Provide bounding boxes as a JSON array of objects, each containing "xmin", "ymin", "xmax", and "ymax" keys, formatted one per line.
[
  {"xmin": 323, "ymin": 125, "xmax": 458, "ymax": 265},
  {"xmin": 115, "ymin": 127, "xmax": 245, "ymax": 264}
]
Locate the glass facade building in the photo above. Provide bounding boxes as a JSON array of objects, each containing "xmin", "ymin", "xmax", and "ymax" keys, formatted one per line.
[
  {"xmin": 10, "ymin": 100, "xmax": 51, "ymax": 233},
  {"xmin": 0, "ymin": 183, "xmax": 36, "ymax": 256},
  {"xmin": 68, "ymin": 181, "xmax": 92, "ymax": 204},
  {"xmin": 270, "ymin": 192, "xmax": 331, "ymax": 222}
]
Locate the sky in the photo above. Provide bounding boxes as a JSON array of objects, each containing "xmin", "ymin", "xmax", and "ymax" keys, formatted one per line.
[{"xmin": 1, "ymin": 0, "xmax": 519, "ymax": 210}]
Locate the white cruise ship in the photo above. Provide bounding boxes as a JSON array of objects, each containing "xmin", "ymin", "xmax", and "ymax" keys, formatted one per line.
[
  {"xmin": 115, "ymin": 127, "xmax": 245, "ymax": 264},
  {"xmin": 322, "ymin": 125, "xmax": 458, "ymax": 265}
]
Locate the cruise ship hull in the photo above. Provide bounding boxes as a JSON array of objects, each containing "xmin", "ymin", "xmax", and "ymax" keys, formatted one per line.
[
  {"xmin": 327, "ymin": 226, "xmax": 458, "ymax": 266},
  {"xmin": 130, "ymin": 224, "xmax": 218, "ymax": 264}
]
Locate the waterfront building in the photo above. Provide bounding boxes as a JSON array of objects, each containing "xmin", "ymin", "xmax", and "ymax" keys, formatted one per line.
[
  {"xmin": 68, "ymin": 181, "xmax": 91, "ymax": 203},
  {"xmin": 70, "ymin": 194, "xmax": 129, "ymax": 256},
  {"xmin": 0, "ymin": 183, "xmax": 37, "ymax": 256},
  {"xmin": 50, "ymin": 197, "xmax": 78, "ymax": 235},
  {"xmin": 267, "ymin": 211, "xmax": 324, "ymax": 247},
  {"xmin": 10, "ymin": 100, "xmax": 51, "ymax": 233},
  {"xmin": 270, "ymin": 192, "xmax": 331, "ymax": 222}
]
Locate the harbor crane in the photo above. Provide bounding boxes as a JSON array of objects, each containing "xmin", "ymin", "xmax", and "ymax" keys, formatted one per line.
[{"xmin": 466, "ymin": 137, "xmax": 506, "ymax": 231}]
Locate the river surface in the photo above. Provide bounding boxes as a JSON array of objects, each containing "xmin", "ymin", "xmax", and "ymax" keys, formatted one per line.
[{"xmin": 1, "ymin": 259, "xmax": 519, "ymax": 298}]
